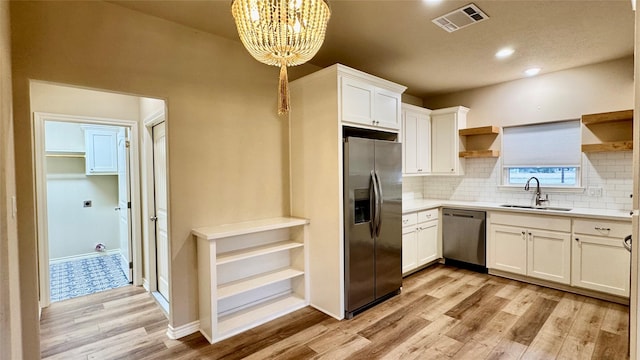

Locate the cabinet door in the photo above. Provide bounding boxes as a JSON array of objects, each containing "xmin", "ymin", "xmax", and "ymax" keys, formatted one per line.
[
  {"xmin": 527, "ymin": 229, "xmax": 571, "ymax": 284},
  {"xmin": 572, "ymin": 235, "xmax": 630, "ymax": 297},
  {"xmin": 416, "ymin": 114, "xmax": 431, "ymax": 173},
  {"xmin": 488, "ymin": 225, "xmax": 526, "ymax": 275},
  {"xmin": 402, "ymin": 227, "xmax": 418, "ymax": 274},
  {"xmin": 341, "ymin": 77, "xmax": 374, "ymax": 126},
  {"xmin": 403, "ymin": 111, "xmax": 418, "ymax": 174},
  {"xmin": 85, "ymin": 128, "xmax": 118, "ymax": 175},
  {"xmin": 431, "ymin": 113, "xmax": 457, "ymax": 174},
  {"xmin": 417, "ymin": 220, "xmax": 438, "ymax": 266},
  {"xmin": 373, "ymin": 87, "xmax": 401, "ymax": 130}
]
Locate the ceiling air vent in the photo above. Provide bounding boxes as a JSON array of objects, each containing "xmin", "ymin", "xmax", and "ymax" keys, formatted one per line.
[{"xmin": 432, "ymin": 3, "xmax": 489, "ymax": 33}]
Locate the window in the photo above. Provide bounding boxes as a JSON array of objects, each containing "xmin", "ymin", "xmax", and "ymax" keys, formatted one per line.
[{"xmin": 502, "ymin": 120, "xmax": 581, "ymax": 187}]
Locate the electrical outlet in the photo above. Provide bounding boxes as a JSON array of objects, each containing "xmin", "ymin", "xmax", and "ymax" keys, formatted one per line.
[
  {"xmin": 83, "ymin": 200, "xmax": 92, "ymax": 207},
  {"xmin": 588, "ymin": 186, "xmax": 603, "ymax": 197}
]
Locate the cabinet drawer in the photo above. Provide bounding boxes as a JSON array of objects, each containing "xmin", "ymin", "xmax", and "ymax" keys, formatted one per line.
[
  {"xmin": 418, "ymin": 209, "xmax": 438, "ymax": 223},
  {"xmin": 573, "ymin": 218, "xmax": 631, "ymax": 239},
  {"xmin": 490, "ymin": 211, "xmax": 571, "ymax": 232},
  {"xmin": 402, "ymin": 213, "xmax": 417, "ymax": 227}
]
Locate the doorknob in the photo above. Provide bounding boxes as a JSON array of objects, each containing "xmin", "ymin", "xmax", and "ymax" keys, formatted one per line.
[
  {"xmin": 150, "ymin": 216, "xmax": 158, "ymax": 221},
  {"xmin": 114, "ymin": 207, "xmax": 121, "ymax": 211}
]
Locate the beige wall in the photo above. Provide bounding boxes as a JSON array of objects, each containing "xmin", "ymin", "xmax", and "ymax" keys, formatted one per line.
[
  {"xmin": 10, "ymin": 1, "xmax": 318, "ymax": 344},
  {"xmin": 0, "ymin": 1, "xmax": 22, "ymax": 359},
  {"xmin": 425, "ymin": 56, "xmax": 634, "ymax": 128}
]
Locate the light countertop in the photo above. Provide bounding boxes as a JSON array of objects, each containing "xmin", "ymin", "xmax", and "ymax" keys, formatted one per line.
[{"xmin": 403, "ymin": 198, "xmax": 632, "ymax": 221}]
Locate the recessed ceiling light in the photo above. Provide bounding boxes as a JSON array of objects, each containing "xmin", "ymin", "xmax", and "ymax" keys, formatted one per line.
[
  {"xmin": 423, "ymin": 0, "xmax": 443, "ymax": 4},
  {"xmin": 524, "ymin": 67, "xmax": 541, "ymax": 77},
  {"xmin": 495, "ymin": 48, "xmax": 514, "ymax": 59}
]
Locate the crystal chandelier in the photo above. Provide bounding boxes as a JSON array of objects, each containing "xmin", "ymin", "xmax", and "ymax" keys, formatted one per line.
[{"xmin": 231, "ymin": 0, "xmax": 331, "ymax": 115}]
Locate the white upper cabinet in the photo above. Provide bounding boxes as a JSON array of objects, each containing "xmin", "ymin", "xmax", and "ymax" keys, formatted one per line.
[
  {"xmin": 339, "ymin": 67, "xmax": 405, "ymax": 132},
  {"xmin": 402, "ymin": 104, "xmax": 431, "ymax": 175},
  {"xmin": 83, "ymin": 126, "xmax": 118, "ymax": 175},
  {"xmin": 431, "ymin": 106, "xmax": 468, "ymax": 175}
]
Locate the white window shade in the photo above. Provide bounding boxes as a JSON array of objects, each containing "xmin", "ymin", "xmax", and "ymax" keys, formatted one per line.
[{"xmin": 503, "ymin": 120, "xmax": 581, "ymax": 167}]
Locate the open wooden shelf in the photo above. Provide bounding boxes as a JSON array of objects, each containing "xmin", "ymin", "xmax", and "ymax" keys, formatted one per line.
[
  {"xmin": 216, "ymin": 241, "xmax": 303, "ymax": 265},
  {"xmin": 459, "ymin": 150, "xmax": 500, "ymax": 158},
  {"xmin": 581, "ymin": 109, "xmax": 633, "ymax": 152},
  {"xmin": 217, "ymin": 294, "xmax": 306, "ymax": 339},
  {"xmin": 582, "ymin": 141, "xmax": 633, "ymax": 153},
  {"xmin": 458, "ymin": 125, "xmax": 500, "ymax": 158},
  {"xmin": 459, "ymin": 126, "xmax": 500, "ymax": 136},
  {"xmin": 581, "ymin": 110, "xmax": 633, "ymax": 125},
  {"xmin": 217, "ymin": 268, "xmax": 304, "ymax": 300}
]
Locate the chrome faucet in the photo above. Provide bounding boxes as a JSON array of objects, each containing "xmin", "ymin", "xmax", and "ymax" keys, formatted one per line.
[{"xmin": 524, "ymin": 176, "xmax": 548, "ymax": 207}]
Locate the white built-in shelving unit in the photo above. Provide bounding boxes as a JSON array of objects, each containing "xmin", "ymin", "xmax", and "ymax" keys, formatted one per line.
[{"xmin": 193, "ymin": 217, "xmax": 309, "ymax": 343}]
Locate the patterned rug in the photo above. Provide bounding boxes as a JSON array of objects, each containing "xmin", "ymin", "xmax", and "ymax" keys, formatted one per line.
[{"xmin": 50, "ymin": 254, "xmax": 130, "ymax": 302}]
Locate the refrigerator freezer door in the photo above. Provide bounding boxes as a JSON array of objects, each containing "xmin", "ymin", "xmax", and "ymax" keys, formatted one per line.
[
  {"xmin": 373, "ymin": 140, "xmax": 403, "ymax": 299},
  {"xmin": 344, "ymin": 137, "xmax": 376, "ymax": 312}
]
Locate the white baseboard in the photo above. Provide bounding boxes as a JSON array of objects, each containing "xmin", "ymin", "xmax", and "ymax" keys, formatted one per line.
[
  {"xmin": 49, "ymin": 249, "xmax": 121, "ymax": 264},
  {"xmin": 166, "ymin": 320, "xmax": 199, "ymax": 340},
  {"xmin": 142, "ymin": 278, "xmax": 150, "ymax": 292}
]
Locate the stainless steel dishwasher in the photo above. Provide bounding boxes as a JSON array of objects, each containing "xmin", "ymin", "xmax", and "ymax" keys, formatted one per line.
[{"xmin": 442, "ymin": 208, "xmax": 486, "ymax": 272}]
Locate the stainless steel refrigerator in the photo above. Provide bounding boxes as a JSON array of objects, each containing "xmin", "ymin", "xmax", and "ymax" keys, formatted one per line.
[{"xmin": 344, "ymin": 136, "xmax": 402, "ymax": 318}]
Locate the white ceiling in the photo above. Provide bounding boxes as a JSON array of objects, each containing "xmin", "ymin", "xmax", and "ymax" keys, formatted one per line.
[{"xmin": 109, "ymin": 0, "xmax": 635, "ymax": 98}]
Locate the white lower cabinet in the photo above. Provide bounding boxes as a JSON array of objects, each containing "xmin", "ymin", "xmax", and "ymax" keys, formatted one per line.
[
  {"xmin": 402, "ymin": 209, "xmax": 439, "ymax": 275},
  {"xmin": 488, "ymin": 212, "xmax": 571, "ymax": 285},
  {"xmin": 572, "ymin": 219, "xmax": 630, "ymax": 297}
]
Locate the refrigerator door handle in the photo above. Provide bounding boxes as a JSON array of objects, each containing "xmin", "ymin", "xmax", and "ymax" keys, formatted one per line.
[
  {"xmin": 371, "ymin": 170, "xmax": 380, "ymax": 237},
  {"xmin": 374, "ymin": 171, "xmax": 383, "ymax": 237},
  {"xmin": 369, "ymin": 171, "xmax": 377, "ymax": 237}
]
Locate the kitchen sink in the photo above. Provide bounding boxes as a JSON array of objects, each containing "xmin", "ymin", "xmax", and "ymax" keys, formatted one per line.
[{"xmin": 499, "ymin": 204, "xmax": 572, "ymax": 212}]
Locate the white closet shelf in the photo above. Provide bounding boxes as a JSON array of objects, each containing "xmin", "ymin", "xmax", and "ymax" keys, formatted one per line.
[
  {"xmin": 217, "ymin": 293, "xmax": 306, "ymax": 338},
  {"xmin": 217, "ymin": 268, "xmax": 304, "ymax": 300},
  {"xmin": 192, "ymin": 217, "xmax": 309, "ymax": 240},
  {"xmin": 216, "ymin": 241, "xmax": 303, "ymax": 265}
]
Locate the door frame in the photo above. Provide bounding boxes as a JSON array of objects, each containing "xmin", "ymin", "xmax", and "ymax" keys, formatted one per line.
[
  {"xmin": 33, "ymin": 112, "xmax": 143, "ymax": 308},
  {"xmin": 141, "ymin": 108, "xmax": 171, "ymax": 311}
]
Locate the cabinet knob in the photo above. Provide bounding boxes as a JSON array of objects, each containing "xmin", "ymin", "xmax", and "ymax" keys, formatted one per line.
[
  {"xmin": 594, "ymin": 226, "xmax": 611, "ymax": 231},
  {"xmin": 575, "ymin": 237, "xmax": 580, "ymax": 242}
]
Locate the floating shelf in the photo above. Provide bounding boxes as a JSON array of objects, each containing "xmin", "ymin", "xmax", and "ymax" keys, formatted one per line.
[
  {"xmin": 582, "ymin": 141, "xmax": 633, "ymax": 153},
  {"xmin": 581, "ymin": 110, "xmax": 633, "ymax": 125},
  {"xmin": 459, "ymin": 150, "xmax": 500, "ymax": 158},
  {"xmin": 217, "ymin": 268, "xmax": 304, "ymax": 300},
  {"xmin": 459, "ymin": 126, "xmax": 500, "ymax": 136},
  {"xmin": 458, "ymin": 125, "xmax": 500, "ymax": 158}
]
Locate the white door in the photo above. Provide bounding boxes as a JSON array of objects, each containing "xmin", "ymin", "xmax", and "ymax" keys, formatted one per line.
[
  {"xmin": 153, "ymin": 122, "xmax": 169, "ymax": 301},
  {"xmin": 117, "ymin": 128, "xmax": 132, "ymax": 282}
]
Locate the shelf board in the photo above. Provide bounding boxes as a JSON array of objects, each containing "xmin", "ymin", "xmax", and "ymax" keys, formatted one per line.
[
  {"xmin": 459, "ymin": 150, "xmax": 500, "ymax": 158},
  {"xmin": 45, "ymin": 151, "xmax": 85, "ymax": 158},
  {"xmin": 217, "ymin": 268, "xmax": 304, "ymax": 300},
  {"xmin": 581, "ymin": 141, "xmax": 633, "ymax": 152},
  {"xmin": 192, "ymin": 217, "xmax": 309, "ymax": 241},
  {"xmin": 581, "ymin": 110, "xmax": 633, "ymax": 125},
  {"xmin": 216, "ymin": 241, "xmax": 303, "ymax": 265},
  {"xmin": 459, "ymin": 126, "xmax": 500, "ymax": 136},
  {"xmin": 217, "ymin": 294, "xmax": 306, "ymax": 338}
]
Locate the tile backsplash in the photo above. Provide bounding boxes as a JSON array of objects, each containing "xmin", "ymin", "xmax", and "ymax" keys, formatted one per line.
[{"xmin": 403, "ymin": 151, "xmax": 632, "ymax": 211}]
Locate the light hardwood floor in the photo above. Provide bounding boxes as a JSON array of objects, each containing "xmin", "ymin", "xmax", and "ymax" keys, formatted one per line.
[{"xmin": 40, "ymin": 264, "xmax": 629, "ymax": 359}]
